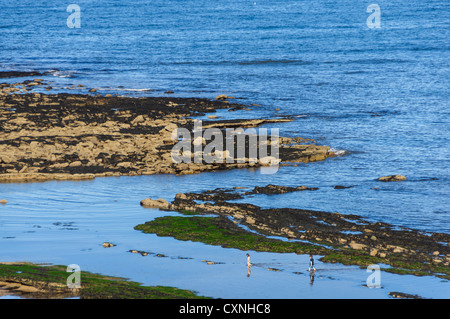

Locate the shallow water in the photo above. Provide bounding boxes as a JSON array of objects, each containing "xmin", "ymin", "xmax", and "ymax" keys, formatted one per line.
[
  {"xmin": 0, "ymin": 0, "xmax": 449, "ymax": 298},
  {"xmin": 0, "ymin": 174, "xmax": 449, "ymax": 299}
]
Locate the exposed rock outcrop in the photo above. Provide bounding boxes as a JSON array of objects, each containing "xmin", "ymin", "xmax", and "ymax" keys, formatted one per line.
[
  {"xmin": 148, "ymin": 186, "xmax": 450, "ymax": 278},
  {"xmin": 140, "ymin": 198, "xmax": 171, "ymax": 210},
  {"xmin": 0, "ymin": 82, "xmax": 337, "ymax": 183},
  {"xmin": 377, "ymin": 175, "xmax": 407, "ymax": 182}
]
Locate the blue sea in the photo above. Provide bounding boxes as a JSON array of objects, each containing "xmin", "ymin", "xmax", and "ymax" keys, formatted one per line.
[{"xmin": 0, "ymin": 0, "xmax": 449, "ymax": 299}]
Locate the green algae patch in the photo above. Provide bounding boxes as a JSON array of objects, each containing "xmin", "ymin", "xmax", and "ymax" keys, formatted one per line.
[
  {"xmin": 134, "ymin": 215, "xmax": 450, "ymax": 280},
  {"xmin": 0, "ymin": 262, "xmax": 209, "ymax": 299},
  {"xmin": 134, "ymin": 215, "xmax": 326, "ymax": 255}
]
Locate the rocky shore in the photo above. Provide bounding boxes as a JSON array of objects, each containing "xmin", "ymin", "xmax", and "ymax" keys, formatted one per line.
[
  {"xmin": 2, "ymin": 75, "xmax": 445, "ymax": 299},
  {"xmin": 0, "ymin": 79, "xmax": 335, "ymax": 183},
  {"xmin": 138, "ymin": 185, "xmax": 450, "ymax": 279}
]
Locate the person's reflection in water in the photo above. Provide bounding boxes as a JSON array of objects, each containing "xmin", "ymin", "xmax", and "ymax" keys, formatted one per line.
[
  {"xmin": 247, "ymin": 265, "xmax": 251, "ymax": 277},
  {"xmin": 309, "ymin": 269, "xmax": 315, "ymax": 286}
]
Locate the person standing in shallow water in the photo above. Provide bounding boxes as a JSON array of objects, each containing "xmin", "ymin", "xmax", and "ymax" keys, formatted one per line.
[
  {"xmin": 246, "ymin": 253, "xmax": 252, "ymax": 277},
  {"xmin": 308, "ymin": 254, "xmax": 316, "ymax": 272}
]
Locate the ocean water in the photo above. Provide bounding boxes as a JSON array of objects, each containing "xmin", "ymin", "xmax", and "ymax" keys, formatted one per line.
[{"xmin": 0, "ymin": 0, "xmax": 449, "ymax": 298}]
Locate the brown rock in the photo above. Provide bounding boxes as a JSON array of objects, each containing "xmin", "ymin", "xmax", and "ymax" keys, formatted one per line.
[
  {"xmin": 69, "ymin": 161, "xmax": 82, "ymax": 167},
  {"xmin": 378, "ymin": 175, "xmax": 407, "ymax": 182},
  {"xmin": 215, "ymin": 94, "xmax": 234, "ymax": 100},
  {"xmin": 349, "ymin": 241, "xmax": 367, "ymax": 250},
  {"xmin": 131, "ymin": 115, "xmax": 145, "ymax": 125},
  {"xmin": 140, "ymin": 198, "xmax": 171, "ymax": 210}
]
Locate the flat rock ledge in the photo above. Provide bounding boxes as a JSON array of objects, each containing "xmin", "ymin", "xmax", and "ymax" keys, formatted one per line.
[
  {"xmin": 0, "ymin": 173, "xmax": 95, "ymax": 183},
  {"xmin": 0, "ymin": 83, "xmax": 337, "ymax": 183},
  {"xmin": 140, "ymin": 185, "xmax": 450, "ymax": 279}
]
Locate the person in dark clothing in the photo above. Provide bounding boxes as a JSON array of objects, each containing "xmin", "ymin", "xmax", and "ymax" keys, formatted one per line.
[{"xmin": 308, "ymin": 254, "xmax": 316, "ymax": 272}]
